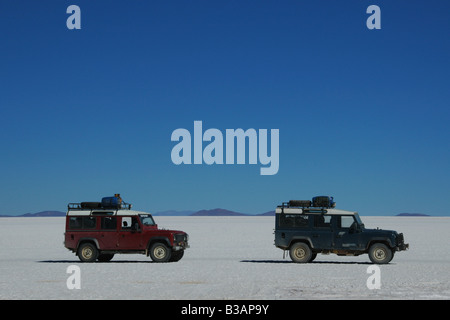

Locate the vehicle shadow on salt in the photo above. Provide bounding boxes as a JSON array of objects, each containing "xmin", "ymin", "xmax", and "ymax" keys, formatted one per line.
[
  {"xmin": 39, "ymin": 260, "xmax": 377, "ymax": 265},
  {"xmin": 37, "ymin": 260, "xmax": 156, "ymax": 263},
  {"xmin": 240, "ymin": 260, "xmax": 373, "ymax": 265}
]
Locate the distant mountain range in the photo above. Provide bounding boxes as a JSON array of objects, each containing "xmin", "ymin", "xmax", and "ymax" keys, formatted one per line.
[
  {"xmin": 190, "ymin": 208, "xmax": 274, "ymax": 216},
  {"xmin": 0, "ymin": 208, "xmax": 275, "ymax": 217},
  {"xmin": 0, "ymin": 211, "xmax": 66, "ymax": 217},
  {"xmin": 152, "ymin": 210, "xmax": 196, "ymax": 216},
  {"xmin": 395, "ymin": 213, "xmax": 430, "ymax": 217},
  {"xmin": 0, "ymin": 210, "xmax": 432, "ymax": 217}
]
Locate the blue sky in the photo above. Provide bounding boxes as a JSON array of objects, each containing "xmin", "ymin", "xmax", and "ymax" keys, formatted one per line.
[{"xmin": 1, "ymin": 1, "xmax": 449, "ymax": 216}]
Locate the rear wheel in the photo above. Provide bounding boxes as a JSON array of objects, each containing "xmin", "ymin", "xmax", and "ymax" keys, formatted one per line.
[
  {"xmin": 97, "ymin": 253, "xmax": 114, "ymax": 262},
  {"xmin": 150, "ymin": 243, "xmax": 171, "ymax": 262},
  {"xmin": 289, "ymin": 242, "xmax": 312, "ymax": 263},
  {"xmin": 77, "ymin": 243, "xmax": 98, "ymax": 262}
]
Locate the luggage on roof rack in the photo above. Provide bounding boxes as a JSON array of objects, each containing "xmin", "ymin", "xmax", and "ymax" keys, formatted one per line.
[
  {"xmin": 80, "ymin": 202, "xmax": 102, "ymax": 209},
  {"xmin": 101, "ymin": 194, "xmax": 123, "ymax": 209},
  {"xmin": 68, "ymin": 194, "xmax": 132, "ymax": 211},
  {"xmin": 312, "ymin": 196, "xmax": 335, "ymax": 208},
  {"xmin": 288, "ymin": 200, "xmax": 312, "ymax": 207},
  {"xmin": 278, "ymin": 196, "xmax": 336, "ymax": 209}
]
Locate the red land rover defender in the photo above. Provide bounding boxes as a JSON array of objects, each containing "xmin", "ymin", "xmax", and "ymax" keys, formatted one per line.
[{"xmin": 64, "ymin": 195, "xmax": 189, "ymax": 262}]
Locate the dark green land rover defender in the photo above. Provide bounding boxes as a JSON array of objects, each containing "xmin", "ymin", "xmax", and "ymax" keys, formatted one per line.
[{"xmin": 274, "ymin": 196, "xmax": 409, "ymax": 264}]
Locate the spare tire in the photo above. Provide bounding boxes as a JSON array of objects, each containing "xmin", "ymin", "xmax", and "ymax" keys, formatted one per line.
[
  {"xmin": 80, "ymin": 202, "xmax": 102, "ymax": 209},
  {"xmin": 289, "ymin": 200, "xmax": 311, "ymax": 207}
]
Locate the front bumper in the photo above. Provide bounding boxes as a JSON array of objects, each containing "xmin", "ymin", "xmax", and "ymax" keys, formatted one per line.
[
  {"xmin": 396, "ymin": 233, "xmax": 409, "ymax": 251},
  {"xmin": 173, "ymin": 244, "xmax": 190, "ymax": 251},
  {"xmin": 174, "ymin": 233, "xmax": 189, "ymax": 250}
]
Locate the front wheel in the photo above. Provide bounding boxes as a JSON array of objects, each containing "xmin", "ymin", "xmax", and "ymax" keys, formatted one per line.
[
  {"xmin": 149, "ymin": 243, "xmax": 172, "ymax": 262},
  {"xmin": 289, "ymin": 242, "xmax": 312, "ymax": 263},
  {"xmin": 368, "ymin": 243, "xmax": 393, "ymax": 264},
  {"xmin": 169, "ymin": 250, "xmax": 184, "ymax": 262}
]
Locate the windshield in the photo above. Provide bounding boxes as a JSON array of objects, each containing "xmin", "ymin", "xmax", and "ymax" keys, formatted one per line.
[{"xmin": 139, "ymin": 214, "xmax": 156, "ymax": 226}]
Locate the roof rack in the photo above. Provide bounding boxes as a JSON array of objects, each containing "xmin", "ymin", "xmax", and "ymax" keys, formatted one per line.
[
  {"xmin": 278, "ymin": 197, "xmax": 336, "ymax": 209},
  {"xmin": 67, "ymin": 202, "xmax": 132, "ymax": 211},
  {"xmin": 276, "ymin": 206, "xmax": 328, "ymax": 215},
  {"xmin": 67, "ymin": 194, "xmax": 133, "ymax": 211},
  {"xmin": 276, "ymin": 197, "xmax": 357, "ymax": 215}
]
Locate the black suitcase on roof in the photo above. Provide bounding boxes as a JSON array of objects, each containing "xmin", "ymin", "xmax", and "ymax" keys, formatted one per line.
[
  {"xmin": 80, "ymin": 202, "xmax": 102, "ymax": 209},
  {"xmin": 312, "ymin": 196, "xmax": 335, "ymax": 208},
  {"xmin": 289, "ymin": 200, "xmax": 312, "ymax": 207}
]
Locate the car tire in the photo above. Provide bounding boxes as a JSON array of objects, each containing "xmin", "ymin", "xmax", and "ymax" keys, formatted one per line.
[
  {"xmin": 150, "ymin": 242, "xmax": 172, "ymax": 262},
  {"xmin": 368, "ymin": 243, "xmax": 392, "ymax": 264},
  {"xmin": 77, "ymin": 243, "xmax": 99, "ymax": 262},
  {"xmin": 169, "ymin": 250, "xmax": 184, "ymax": 262},
  {"xmin": 289, "ymin": 242, "xmax": 312, "ymax": 263},
  {"xmin": 97, "ymin": 253, "xmax": 114, "ymax": 262}
]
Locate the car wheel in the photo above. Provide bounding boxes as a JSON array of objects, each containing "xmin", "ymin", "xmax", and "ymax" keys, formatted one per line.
[
  {"xmin": 97, "ymin": 253, "xmax": 114, "ymax": 262},
  {"xmin": 289, "ymin": 242, "xmax": 312, "ymax": 263},
  {"xmin": 150, "ymin": 243, "xmax": 171, "ymax": 262},
  {"xmin": 169, "ymin": 250, "xmax": 184, "ymax": 262},
  {"xmin": 77, "ymin": 243, "xmax": 98, "ymax": 262},
  {"xmin": 369, "ymin": 243, "xmax": 392, "ymax": 264}
]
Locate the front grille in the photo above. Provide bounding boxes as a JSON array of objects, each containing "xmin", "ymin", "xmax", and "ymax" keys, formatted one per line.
[
  {"xmin": 397, "ymin": 233, "xmax": 404, "ymax": 245},
  {"xmin": 175, "ymin": 234, "xmax": 188, "ymax": 244}
]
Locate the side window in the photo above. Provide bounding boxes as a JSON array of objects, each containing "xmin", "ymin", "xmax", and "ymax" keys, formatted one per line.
[
  {"xmin": 101, "ymin": 217, "xmax": 117, "ymax": 230},
  {"xmin": 121, "ymin": 217, "xmax": 139, "ymax": 231},
  {"xmin": 82, "ymin": 217, "xmax": 96, "ymax": 229},
  {"xmin": 339, "ymin": 216, "xmax": 355, "ymax": 229},
  {"xmin": 68, "ymin": 216, "xmax": 96, "ymax": 229},
  {"xmin": 121, "ymin": 217, "xmax": 132, "ymax": 229},
  {"xmin": 313, "ymin": 215, "xmax": 331, "ymax": 228},
  {"xmin": 69, "ymin": 217, "xmax": 82, "ymax": 229},
  {"xmin": 279, "ymin": 214, "xmax": 309, "ymax": 228}
]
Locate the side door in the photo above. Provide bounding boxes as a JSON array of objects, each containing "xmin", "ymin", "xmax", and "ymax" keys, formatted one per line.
[
  {"xmin": 117, "ymin": 216, "xmax": 143, "ymax": 250},
  {"xmin": 311, "ymin": 215, "xmax": 333, "ymax": 250},
  {"xmin": 97, "ymin": 215, "xmax": 118, "ymax": 250},
  {"xmin": 332, "ymin": 215, "xmax": 361, "ymax": 251}
]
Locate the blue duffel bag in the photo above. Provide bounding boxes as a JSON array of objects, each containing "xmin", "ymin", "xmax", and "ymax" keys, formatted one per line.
[{"xmin": 101, "ymin": 194, "xmax": 123, "ymax": 209}]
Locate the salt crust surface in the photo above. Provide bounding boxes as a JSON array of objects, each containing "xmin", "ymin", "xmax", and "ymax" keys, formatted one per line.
[{"xmin": 1, "ymin": 216, "xmax": 449, "ymax": 299}]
